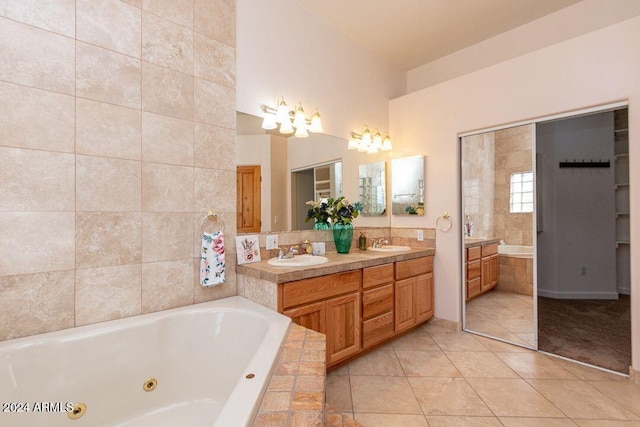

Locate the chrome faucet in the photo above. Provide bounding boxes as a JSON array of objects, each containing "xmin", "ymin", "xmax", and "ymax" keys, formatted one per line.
[
  {"xmin": 371, "ymin": 238, "xmax": 389, "ymax": 248},
  {"xmin": 276, "ymin": 246, "xmax": 299, "ymax": 259}
]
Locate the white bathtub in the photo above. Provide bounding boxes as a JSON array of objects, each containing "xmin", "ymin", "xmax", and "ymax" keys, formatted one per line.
[
  {"xmin": 498, "ymin": 245, "xmax": 533, "ymax": 258},
  {"xmin": 0, "ymin": 296, "xmax": 291, "ymax": 427}
]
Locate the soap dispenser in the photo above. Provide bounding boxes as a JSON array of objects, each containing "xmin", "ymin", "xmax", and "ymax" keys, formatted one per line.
[{"xmin": 358, "ymin": 232, "xmax": 367, "ymax": 251}]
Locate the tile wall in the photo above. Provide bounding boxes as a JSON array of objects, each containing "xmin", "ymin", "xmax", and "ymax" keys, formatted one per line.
[{"xmin": 0, "ymin": 0, "xmax": 237, "ymax": 341}]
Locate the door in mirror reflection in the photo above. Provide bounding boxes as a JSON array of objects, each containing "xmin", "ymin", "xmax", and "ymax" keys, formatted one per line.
[{"xmin": 461, "ymin": 124, "xmax": 537, "ymax": 349}]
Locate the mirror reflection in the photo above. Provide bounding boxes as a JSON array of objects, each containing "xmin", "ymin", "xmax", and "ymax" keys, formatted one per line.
[
  {"xmin": 292, "ymin": 161, "xmax": 343, "ymax": 230},
  {"xmin": 358, "ymin": 161, "xmax": 386, "ymax": 216},
  {"xmin": 461, "ymin": 124, "xmax": 536, "ymax": 348},
  {"xmin": 391, "ymin": 155, "xmax": 424, "ymax": 215}
]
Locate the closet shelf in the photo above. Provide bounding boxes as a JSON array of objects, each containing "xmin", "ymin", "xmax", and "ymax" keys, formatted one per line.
[
  {"xmin": 615, "ymin": 183, "xmax": 629, "ymax": 189},
  {"xmin": 616, "ymin": 212, "xmax": 630, "ymax": 218},
  {"xmin": 615, "ymin": 154, "xmax": 629, "ymax": 160}
]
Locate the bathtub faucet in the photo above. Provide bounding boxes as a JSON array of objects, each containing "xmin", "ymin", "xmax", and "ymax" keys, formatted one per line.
[{"xmin": 464, "ymin": 214, "xmax": 474, "ymax": 237}]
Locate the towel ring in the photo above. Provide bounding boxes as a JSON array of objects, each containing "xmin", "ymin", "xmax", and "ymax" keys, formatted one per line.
[
  {"xmin": 200, "ymin": 210, "xmax": 225, "ymax": 233},
  {"xmin": 436, "ymin": 212, "xmax": 453, "ymax": 232}
]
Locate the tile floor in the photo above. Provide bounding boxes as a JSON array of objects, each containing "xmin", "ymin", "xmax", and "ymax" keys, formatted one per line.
[
  {"xmin": 465, "ymin": 290, "xmax": 535, "ymax": 347},
  {"xmin": 326, "ymin": 322, "xmax": 640, "ymax": 426}
]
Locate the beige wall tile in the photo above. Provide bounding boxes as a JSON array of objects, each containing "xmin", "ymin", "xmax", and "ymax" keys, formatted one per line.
[
  {"xmin": 194, "ymin": 78, "xmax": 235, "ymax": 128},
  {"xmin": 76, "ymin": 42, "xmax": 141, "ymax": 109},
  {"xmin": 0, "ymin": 212, "xmax": 75, "ymax": 276},
  {"xmin": 0, "ymin": 0, "xmax": 75, "ymax": 37},
  {"xmin": 142, "ymin": 112, "xmax": 193, "ymax": 166},
  {"xmin": 194, "ymin": 168, "xmax": 236, "ymax": 212},
  {"xmin": 0, "ymin": 147, "xmax": 74, "ymax": 211},
  {"xmin": 142, "ymin": 12, "xmax": 193, "ymax": 74},
  {"xmin": 194, "ymin": 123, "xmax": 235, "ymax": 169},
  {"xmin": 0, "ymin": 16, "xmax": 74, "ymax": 94},
  {"xmin": 141, "ymin": 259, "xmax": 194, "ymax": 313},
  {"xmin": 141, "ymin": 0, "xmax": 193, "ymax": 29},
  {"xmin": 75, "ymin": 264, "xmax": 142, "ymax": 326},
  {"xmin": 76, "ymin": 155, "xmax": 142, "ymax": 212},
  {"xmin": 142, "ymin": 162, "xmax": 194, "ymax": 212},
  {"xmin": 0, "ymin": 81, "xmax": 74, "ymax": 153},
  {"xmin": 194, "ymin": 0, "xmax": 235, "ymax": 47},
  {"xmin": 0, "ymin": 270, "xmax": 74, "ymax": 340},
  {"xmin": 142, "ymin": 62, "xmax": 194, "ymax": 120},
  {"xmin": 76, "ymin": 0, "xmax": 141, "ymax": 58},
  {"xmin": 142, "ymin": 212, "xmax": 193, "ymax": 262},
  {"xmin": 194, "ymin": 32, "xmax": 235, "ymax": 88},
  {"xmin": 76, "ymin": 98, "xmax": 141, "ymax": 160},
  {"xmin": 76, "ymin": 212, "xmax": 142, "ymax": 269}
]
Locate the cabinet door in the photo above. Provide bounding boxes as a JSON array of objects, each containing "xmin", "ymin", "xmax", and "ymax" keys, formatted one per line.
[
  {"xmin": 481, "ymin": 254, "xmax": 499, "ymax": 291},
  {"xmin": 283, "ymin": 302, "xmax": 326, "ymax": 334},
  {"xmin": 395, "ymin": 277, "xmax": 416, "ymax": 333},
  {"xmin": 415, "ymin": 272, "xmax": 434, "ymax": 323},
  {"xmin": 326, "ymin": 293, "xmax": 361, "ymax": 366}
]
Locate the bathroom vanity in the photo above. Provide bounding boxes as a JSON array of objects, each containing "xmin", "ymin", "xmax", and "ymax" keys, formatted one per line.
[
  {"xmin": 464, "ymin": 238, "xmax": 500, "ymax": 300},
  {"xmin": 237, "ymin": 248, "xmax": 434, "ymax": 367}
]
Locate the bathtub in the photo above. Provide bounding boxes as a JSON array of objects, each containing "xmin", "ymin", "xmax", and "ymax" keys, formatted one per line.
[
  {"xmin": 498, "ymin": 244, "xmax": 533, "ymax": 258},
  {"xmin": 0, "ymin": 296, "xmax": 291, "ymax": 427}
]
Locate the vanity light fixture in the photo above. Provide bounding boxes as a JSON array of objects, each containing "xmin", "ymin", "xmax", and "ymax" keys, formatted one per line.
[
  {"xmin": 349, "ymin": 125, "xmax": 393, "ymax": 154},
  {"xmin": 261, "ymin": 96, "xmax": 323, "ymax": 138}
]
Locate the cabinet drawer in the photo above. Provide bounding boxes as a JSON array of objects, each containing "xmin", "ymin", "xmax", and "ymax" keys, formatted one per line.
[
  {"xmin": 481, "ymin": 243, "xmax": 498, "ymax": 257},
  {"xmin": 396, "ymin": 256, "xmax": 433, "ymax": 280},
  {"xmin": 467, "ymin": 259, "xmax": 481, "ymax": 280},
  {"xmin": 362, "ymin": 284, "xmax": 393, "ymax": 319},
  {"xmin": 283, "ymin": 270, "xmax": 361, "ymax": 309},
  {"xmin": 362, "ymin": 312, "xmax": 394, "ymax": 349},
  {"xmin": 363, "ymin": 263, "xmax": 394, "ymax": 289},
  {"xmin": 467, "ymin": 277, "xmax": 481, "ymax": 299},
  {"xmin": 467, "ymin": 246, "xmax": 481, "ymax": 261}
]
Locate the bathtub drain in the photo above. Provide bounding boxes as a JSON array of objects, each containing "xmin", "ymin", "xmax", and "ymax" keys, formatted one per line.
[
  {"xmin": 68, "ymin": 402, "xmax": 86, "ymax": 420},
  {"xmin": 143, "ymin": 378, "xmax": 158, "ymax": 392}
]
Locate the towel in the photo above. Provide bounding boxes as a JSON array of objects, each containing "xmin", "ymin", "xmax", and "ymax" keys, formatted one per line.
[{"xmin": 200, "ymin": 231, "xmax": 226, "ymax": 287}]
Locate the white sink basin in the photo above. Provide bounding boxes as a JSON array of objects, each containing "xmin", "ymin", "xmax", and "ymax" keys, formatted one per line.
[
  {"xmin": 267, "ymin": 254, "xmax": 329, "ymax": 267},
  {"xmin": 368, "ymin": 245, "xmax": 412, "ymax": 252}
]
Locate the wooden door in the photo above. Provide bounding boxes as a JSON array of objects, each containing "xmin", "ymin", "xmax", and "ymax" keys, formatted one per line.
[
  {"xmin": 394, "ymin": 277, "xmax": 416, "ymax": 333},
  {"xmin": 283, "ymin": 302, "xmax": 326, "ymax": 334},
  {"xmin": 326, "ymin": 293, "xmax": 361, "ymax": 366},
  {"xmin": 415, "ymin": 272, "xmax": 434, "ymax": 323},
  {"xmin": 236, "ymin": 166, "xmax": 261, "ymax": 233}
]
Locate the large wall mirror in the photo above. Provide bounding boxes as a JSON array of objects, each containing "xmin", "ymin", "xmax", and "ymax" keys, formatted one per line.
[
  {"xmin": 359, "ymin": 161, "xmax": 386, "ymax": 216},
  {"xmin": 391, "ymin": 155, "xmax": 424, "ymax": 215},
  {"xmin": 461, "ymin": 124, "xmax": 537, "ymax": 349},
  {"xmin": 237, "ymin": 112, "xmax": 390, "ymax": 232}
]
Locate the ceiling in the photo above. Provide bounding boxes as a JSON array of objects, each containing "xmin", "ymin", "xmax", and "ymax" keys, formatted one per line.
[{"xmin": 294, "ymin": 0, "xmax": 582, "ymax": 70}]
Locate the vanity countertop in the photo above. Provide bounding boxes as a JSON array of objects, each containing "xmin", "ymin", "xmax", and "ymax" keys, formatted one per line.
[
  {"xmin": 236, "ymin": 247, "xmax": 435, "ymax": 283},
  {"xmin": 464, "ymin": 237, "xmax": 500, "ymax": 249}
]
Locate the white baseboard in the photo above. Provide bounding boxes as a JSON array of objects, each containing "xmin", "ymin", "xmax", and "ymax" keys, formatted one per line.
[{"xmin": 537, "ymin": 289, "xmax": 620, "ymax": 299}]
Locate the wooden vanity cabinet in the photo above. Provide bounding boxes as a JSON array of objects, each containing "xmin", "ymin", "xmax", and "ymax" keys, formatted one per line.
[
  {"xmin": 280, "ymin": 255, "xmax": 434, "ymax": 367},
  {"xmin": 466, "ymin": 243, "xmax": 498, "ymax": 300}
]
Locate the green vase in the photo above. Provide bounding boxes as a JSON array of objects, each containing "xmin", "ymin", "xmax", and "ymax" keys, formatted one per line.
[
  {"xmin": 314, "ymin": 220, "xmax": 331, "ymax": 230},
  {"xmin": 333, "ymin": 222, "xmax": 353, "ymax": 253}
]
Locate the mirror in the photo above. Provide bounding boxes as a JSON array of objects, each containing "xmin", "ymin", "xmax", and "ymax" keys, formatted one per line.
[
  {"xmin": 391, "ymin": 155, "xmax": 424, "ymax": 215},
  {"xmin": 292, "ymin": 161, "xmax": 343, "ymax": 230},
  {"xmin": 461, "ymin": 124, "xmax": 536, "ymax": 349},
  {"xmin": 236, "ymin": 112, "xmax": 390, "ymax": 232},
  {"xmin": 358, "ymin": 161, "xmax": 386, "ymax": 216}
]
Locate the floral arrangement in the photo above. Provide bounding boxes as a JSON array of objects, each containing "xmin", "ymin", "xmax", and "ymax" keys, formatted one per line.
[{"xmin": 306, "ymin": 197, "xmax": 362, "ymax": 225}]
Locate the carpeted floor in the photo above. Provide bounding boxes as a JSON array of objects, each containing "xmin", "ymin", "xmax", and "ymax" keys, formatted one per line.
[{"xmin": 537, "ymin": 295, "xmax": 631, "ymax": 373}]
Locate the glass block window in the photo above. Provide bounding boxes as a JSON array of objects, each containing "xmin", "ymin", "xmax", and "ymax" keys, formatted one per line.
[{"xmin": 510, "ymin": 172, "xmax": 534, "ymax": 213}]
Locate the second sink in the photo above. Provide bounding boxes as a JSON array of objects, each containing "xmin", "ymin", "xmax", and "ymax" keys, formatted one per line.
[
  {"xmin": 368, "ymin": 245, "xmax": 412, "ymax": 252},
  {"xmin": 267, "ymin": 254, "xmax": 330, "ymax": 267}
]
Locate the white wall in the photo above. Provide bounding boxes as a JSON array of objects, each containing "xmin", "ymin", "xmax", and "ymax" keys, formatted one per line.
[
  {"xmin": 236, "ymin": 0, "xmax": 406, "ymax": 140},
  {"xmin": 391, "ymin": 17, "xmax": 640, "ymax": 369}
]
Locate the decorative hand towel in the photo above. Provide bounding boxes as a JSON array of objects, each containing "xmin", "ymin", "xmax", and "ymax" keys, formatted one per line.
[{"xmin": 200, "ymin": 231, "xmax": 226, "ymax": 286}]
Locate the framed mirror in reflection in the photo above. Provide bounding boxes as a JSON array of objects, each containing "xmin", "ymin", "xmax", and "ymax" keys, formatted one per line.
[
  {"xmin": 358, "ymin": 161, "xmax": 386, "ymax": 216},
  {"xmin": 391, "ymin": 155, "xmax": 424, "ymax": 215}
]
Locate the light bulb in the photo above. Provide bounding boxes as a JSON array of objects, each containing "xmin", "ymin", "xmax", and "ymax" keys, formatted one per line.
[
  {"xmin": 372, "ymin": 132, "xmax": 382, "ymax": 149},
  {"xmin": 261, "ymin": 112, "xmax": 277, "ymax": 130},
  {"xmin": 382, "ymin": 136, "xmax": 393, "ymax": 151},
  {"xmin": 295, "ymin": 121, "xmax": 308, "ymax": 138},
  {"xmin": 276, "ymin": 97, "xmax": 289, "ymax": 123},
  {"xmin": 362, "ymin": 128, "xmax": 371, "ymax": 145},
  {"xmin": 293, "ymin": 104, "xmax": 306, "ymax": 128},
  {"xmin": 279, "ymin": 117, "xmax": 294, "ymax": 134},
  {"xmin": 357, "ymin": 138, "xmax": 369, "ymax": 152},
  {"xmin": 309, "ymin": 110, "xmax": 323, "ymax": 133},
  {"xmin": 348, "ymin": 136, "xmax": 360, "ymax": 150}
]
